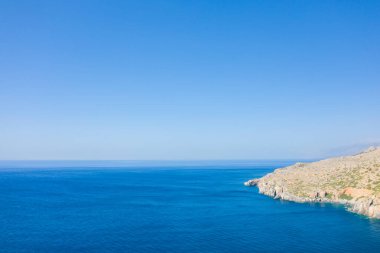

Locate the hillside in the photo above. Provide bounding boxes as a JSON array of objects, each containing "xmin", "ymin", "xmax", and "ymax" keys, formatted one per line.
[{"xmin": 245, "ymin": 147, "xmax": 380, "ymax": 218}]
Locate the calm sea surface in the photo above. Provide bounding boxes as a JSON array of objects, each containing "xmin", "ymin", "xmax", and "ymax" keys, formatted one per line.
[{"xmin": 1, "ymin": 161, "xmax": 380, "ymax": 253}]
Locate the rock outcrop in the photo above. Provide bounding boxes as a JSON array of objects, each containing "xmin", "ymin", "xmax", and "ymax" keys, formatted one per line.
[{"xmin": 245, "ymin": 147, "xmax": 380, "ymax": 218}]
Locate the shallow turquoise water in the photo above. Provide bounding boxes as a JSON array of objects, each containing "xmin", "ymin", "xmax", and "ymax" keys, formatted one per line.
[{"xmin": 1, "ymin": 162, "xmax": 380, "ymax": 252}]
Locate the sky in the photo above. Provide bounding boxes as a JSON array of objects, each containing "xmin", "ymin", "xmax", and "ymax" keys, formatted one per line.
[{"xmin": 0, "ymin": 0, "xmax": 379, "ymax": 160}]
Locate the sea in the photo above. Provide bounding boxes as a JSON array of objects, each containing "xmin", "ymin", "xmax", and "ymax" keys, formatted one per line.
[{"xmin": 1, "ymin": 161, "xmax": 380, "ymax": 253}]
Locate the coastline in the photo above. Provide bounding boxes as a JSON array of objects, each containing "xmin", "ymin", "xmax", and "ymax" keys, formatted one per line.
[{"xmin": 245, "ymin": 147, "xmax": 380, "ymax": 218}]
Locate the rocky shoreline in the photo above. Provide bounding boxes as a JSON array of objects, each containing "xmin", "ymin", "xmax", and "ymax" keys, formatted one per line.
[{"xmin": 245, "ymin": 147, "xmax": 380, "ymax": 218}]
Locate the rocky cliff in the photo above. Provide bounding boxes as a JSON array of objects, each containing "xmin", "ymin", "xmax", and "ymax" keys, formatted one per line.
[{"xmin": 245, "ymin": 147, "xmax": 380, "ymax": 218}]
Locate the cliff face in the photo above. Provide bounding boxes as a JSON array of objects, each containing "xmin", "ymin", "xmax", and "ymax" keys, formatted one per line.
[{"xmin": 245, "ymin": 147, "xmax": 380, "ymax": 218}]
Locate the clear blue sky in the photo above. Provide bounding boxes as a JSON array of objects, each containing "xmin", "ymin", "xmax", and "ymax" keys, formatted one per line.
[{"xmin": 0, "ymin": 0, "xmax": 379, "ymax": 160}]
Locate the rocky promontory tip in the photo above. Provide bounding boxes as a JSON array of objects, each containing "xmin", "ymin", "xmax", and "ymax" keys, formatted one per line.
[{"xmin": 245, "ymin": 147, "xmax": 380, "ymax": 218}]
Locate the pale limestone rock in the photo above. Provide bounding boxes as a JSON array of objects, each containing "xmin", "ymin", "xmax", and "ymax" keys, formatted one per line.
[{"xmin": 245, "ymin": 147, "xmax": 380, "ymax": 218}]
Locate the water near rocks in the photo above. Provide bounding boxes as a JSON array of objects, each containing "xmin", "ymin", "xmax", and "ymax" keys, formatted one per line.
[{"xmin": 1, "ymin": 162, "xmax": 380, "ymax": 253}]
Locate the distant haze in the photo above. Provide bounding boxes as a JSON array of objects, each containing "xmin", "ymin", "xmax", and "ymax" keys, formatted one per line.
[{"xmin": 1, "ymin": 1, "xmax": 379, "ymax": 160}]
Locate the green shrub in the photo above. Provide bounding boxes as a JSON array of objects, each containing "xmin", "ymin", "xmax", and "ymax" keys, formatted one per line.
[{"xmin": 339, "ymin": 193, "xmax": 353, "ymax": 200}]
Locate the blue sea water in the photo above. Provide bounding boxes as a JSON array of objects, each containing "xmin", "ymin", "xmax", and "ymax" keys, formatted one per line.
[{"xmin": 1, "ymin": 161, "xmax": 380, "ymax": 253}]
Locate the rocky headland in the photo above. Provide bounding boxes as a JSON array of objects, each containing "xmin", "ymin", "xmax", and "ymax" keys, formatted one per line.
[{"xmin": 245, "ymin": 147, "xmax": 380, "ymax": 218}]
